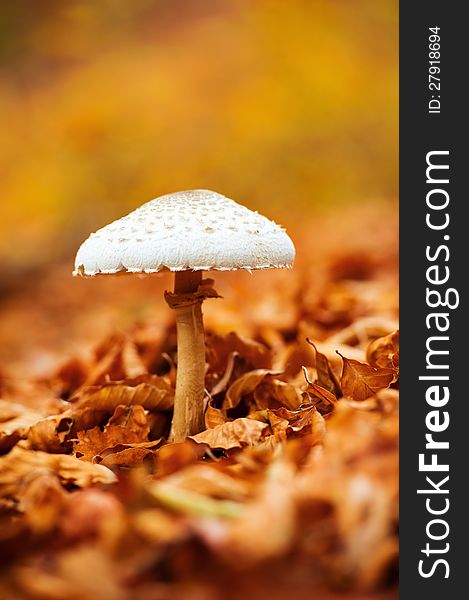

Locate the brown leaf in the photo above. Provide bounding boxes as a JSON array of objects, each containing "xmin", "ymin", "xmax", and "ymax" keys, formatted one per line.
[
  {"xmin": 74, "ymin": 405, "xmax": 150, "ymax": 461},
  {"xmin": 204, "ymin": 400, "xmax": 228, "ymax": 429},
  {"xmin": 253, "ymin": 379, "xmax": 303, "ymax": 410},
  {"xmin": 73, "ymin": 332, "xmax": 154, "ymax": 392},
  {"xmin": 265, "ymin": 412, "xmax": 290, "ymax": 442},
  {"xmin": 0, "ymin": 401, "xmax": 45, "ymax": 454},
  {"xmin": 77, "ymin": 434, "xmax": 162, "ymax": 468},
  {"xmin": 209, "ymin": 350, "xmax": 239, "ymax": 396},
  {"xmin": 366, "ymin": 330, "xmax": 399, "ymax": 373},
  {"xmin": 27, "ymin": 376, "xmax": 173, "ymax": 453},
  {"xmin": 74, "ymin": 427, "xmax": 138, "ymax": 462},
  {"xmin": 310, "ymin": 409, "xmax": 327, "ymax": 446},
  {"xmin": 223, "ymin": 369, "xmax": 282, "ymax": 410},
  {"xmin": 206, "ymin": 331, "xmax": 273, "ymax": 378},
  {"xmin": 107, "ymin": 404, "xmax": 149, "ymax": 436},
  {"xmin": 304, "ymin": 386, "xmax": 337, "ymax": 415},
  {"xmin": 248, "ymin": 408, "xmax": 290, "ymax": 442},
  {"xmin": 272, "ymin": 404, "xmax": 325, "ymax": 436},
  {"xmin": 73, "ymin": 375, "xmax": 174, "ymax": 415},
  {"xmin": 306, "ymin": 338, "xmax": 342, "ymax": 396},
  {"xmin": 100, "ymin": 446, "xmax": 158, "ymax": 469},
  {"xmin": 0, "ymin": 447, "xmax": 116, "ymax": 501},
  {"xmin": 302, "ymin": 367, "xmax": 337, "ymax": 414},
  {"xmin": 338, "ymin": 352, "xmax": 395, "ymax": 401},
  {"xmin": 190, "ymin": 418, "xmax": 269, "ymax": 450},
  {"xmin": 27, "ymin": 414, "xmax": 74, "ymax": 453}
]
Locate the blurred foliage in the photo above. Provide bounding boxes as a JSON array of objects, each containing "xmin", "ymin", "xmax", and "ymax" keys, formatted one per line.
[{"xmin": 0, "ymin": 0, "xmax": 397, "ymax": 273}]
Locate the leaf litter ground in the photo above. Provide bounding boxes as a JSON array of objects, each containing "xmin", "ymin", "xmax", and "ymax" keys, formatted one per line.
[{"xmin": 0, "ymin": 207, "xmax": 398, "ymax": 599}]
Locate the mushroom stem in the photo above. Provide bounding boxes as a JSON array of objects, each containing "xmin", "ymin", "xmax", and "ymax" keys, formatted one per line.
[{"xmin": 169, "ymin": 270, "xmax": 206, "ymax": 442}]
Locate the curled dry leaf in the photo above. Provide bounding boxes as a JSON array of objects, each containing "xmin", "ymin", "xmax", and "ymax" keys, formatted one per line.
[
  {"xmin": 253, "ymin": 378, "xmax": 303, "ymax": 410},
  {"xmin": 209, "ymin": 350, "xmax": 239, "ymax": 396},
  {"xmin": 82, "ymin": 330, "xmax": 158, "ymax": 389},
  {"xmin": 204, "ymin": 400, "xmax": 228, "ymax": 429},
  {"xmin": 190, "ymin": 417, "xmax": 269, "ymax": 450},
  {"xmin": 301, "ymin": 367, "xmax": 337, "ymax": 414},
  {"xmin": 306, "ymin": 338, "xmax": 342, "ymax": 396},
  {"xmin": 272, "ymin": 404, "xmax": 324, "ymax": 435},
  {"xmin": 0, "ymin": 446, "xmax": 116, "ymax": 501},
  {"xmin": 206, "ymin": 331, "xmax": 273, "ymax": 378},
  {"xmin": 107, "ymin": 404, "xmax": 149, "ymax": 434},
  {"xmin": 223, "ymin": 369, "xmax": 282, "ymax": 410},
  {"xmin": 100, "ymin": 445, "xmax": 160, "ymax": 469},
  {"xmin": 338, "ymin": 352, "xmax": 395, "ymax": 402},
  {"xmin": 27, "ymin": 376, "xmax": 173, "ymax": 453},
  {"xmin": 74, "ymin": 425, "xmax": 149, "ymax": 463},
  {"xmin": 72, "ymin": 374, "xmax": 174, "ymax": 414},
  {"xmin": 28, "ymin": 414, "xmax": 74, "ymax": 453},
  {"xmin": 250, "ymin": 404, "xmax": 326, "ymax": 447},
  {"xmin": 272, "ymin": 334, "xmax": 317, "ymax": 377},
  {"xmin": 264, "ymin": 411, "xmax": 290, "ymax": 442},
  {"xmin": 0, "ymin": 400, "xmax": 45, "ymax": 454},
  {"xmin": 366, "ymin": 329, "xmax": 400, "ymax": 373},
  {"xmin": 74, "ymin": 404, "xmax": 160, "ymax": 464}
]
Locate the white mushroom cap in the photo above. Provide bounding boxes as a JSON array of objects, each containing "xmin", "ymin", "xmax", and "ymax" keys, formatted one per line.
[{"xmin": 73, "ymin": 190, "xmax": 295, "ymax": 276}]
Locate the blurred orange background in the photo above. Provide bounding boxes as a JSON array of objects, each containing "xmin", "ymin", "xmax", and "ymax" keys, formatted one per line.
[
  {"xmin": 0, "ymin": 0, "xmax": 398, "ymax": 374},
  {"xmin": 0, "ymin": 0, "xmax": 397, "ymax": 270}
]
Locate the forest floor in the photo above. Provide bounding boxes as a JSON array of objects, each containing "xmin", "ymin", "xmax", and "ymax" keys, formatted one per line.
[{"xmin": 0, "ymin": 205, "xmax": 398, "ymax": 600}]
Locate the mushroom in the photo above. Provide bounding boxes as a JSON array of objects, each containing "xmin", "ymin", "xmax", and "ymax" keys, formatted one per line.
[{"xmin": 73, "ymin": 190, "xmax": 295, "ymax": 441}]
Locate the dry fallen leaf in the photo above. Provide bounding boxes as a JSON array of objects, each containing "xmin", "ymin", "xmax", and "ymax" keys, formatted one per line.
[
  {"xmin": 72, "ymin": 375, "xmax": 174, "ymax": 415},
  {"xmin": 306, "ymin": 338, "xmax": 342, "ymax": 396},
  {"xmin": 0, "ymin": 446, "xmax": 116, "ymax": 501},
  {"xmin": 223, "ymin": 369, "xmax": 282, "ymax": 410},
  {"xmin": 27, "ymin": 414, "xmax": 74, "ymax": 453},
  {"xmin": 206, "ymin": 331, "xmax": 273, "ymax": 378},
  {"xmin": 74, "ymin": 404, "xmax": 150, "ymax": 461},
  {"xmin": 367, "ymin": 330, "xmax": 400, "ymax": 373},
  {"xmin": 253, "ymin": 378, "xmax": 303, "ymax": 410},
  {"xmin": 190, "ymin": 418, "xmax": 269, "ymax": 450},
  {"xmin": 204, "ymin": 400, "xmax": 228, "ymax": 429},
  {"xmin": 0, "ymin": 401, "xmax": 45, "ymax": 453},
  {"xmin": 338, "ymin": 352, "xmax": 395, "ymax": 401}
]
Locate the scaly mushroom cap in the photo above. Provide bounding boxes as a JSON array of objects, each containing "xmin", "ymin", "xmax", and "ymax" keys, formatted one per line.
[{"xmin": 74, "ymin": 190, "xmax": 295, "ymax": 276}]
